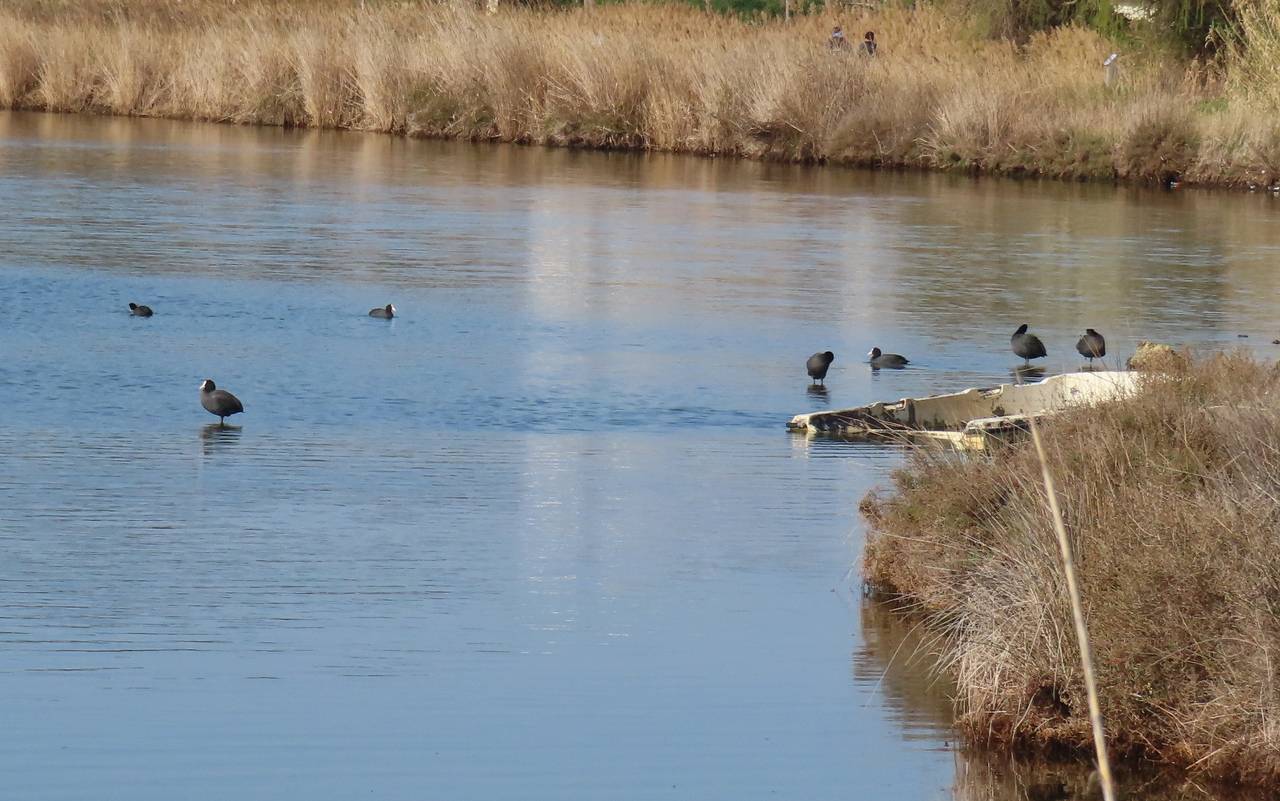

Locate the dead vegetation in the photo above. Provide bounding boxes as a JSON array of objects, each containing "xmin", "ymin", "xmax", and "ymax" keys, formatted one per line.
[
  {"xmin": 861, "ymin": 352, "xmax": 1280, "ymax": 787},
  {"xmin": 0, "ymin": 0, "xmax": 1279, "ymax": 187}
]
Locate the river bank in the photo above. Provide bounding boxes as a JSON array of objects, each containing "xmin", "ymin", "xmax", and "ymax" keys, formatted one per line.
[
  {"xmin": 2, "ymin": 0, "xmax": 1280, "ymax": 190},
  {"xmin": 861, "ymin": 353, "xmax": 1280, "ymax": 789}
]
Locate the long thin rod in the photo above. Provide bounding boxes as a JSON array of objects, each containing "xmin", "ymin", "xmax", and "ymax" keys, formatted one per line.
[{"xmin": 1026, "ymin": 415, "xmax": 1117, "ymax": 801}]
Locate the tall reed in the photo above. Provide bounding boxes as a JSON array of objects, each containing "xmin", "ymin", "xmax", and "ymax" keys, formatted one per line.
[
  {"xmin": 1024, "ymin": 410, "xmax": 1116, "ymax": 801},
  {"xmin": 0, "ymin": 0, "xmax": 1276, "ymax": 187}
]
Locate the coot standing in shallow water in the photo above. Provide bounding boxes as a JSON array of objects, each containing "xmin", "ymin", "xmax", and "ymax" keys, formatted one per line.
[
  {"xmin": 806, "ymin": 351, "xmax": 835, "ymax": 385},
  {"xmin": 867, "ymin": 347, "xmax": 909, "ymax": 369},
  {"xmin": 1076, "ymin": 328, "xmax": 1106, "ymax": 363},
  {"xmin": 128, "ymin": 302, "xmax": 153, "ymax": 317},
  {"xmin": 1011, "ymin": 324, "xmax": 1047, "ymax": 365},
  {"xmin": 369, "ymin": 304, "xmax": 396, "ymax": 319},
  {"xmin": 200, "ymin": 379, "xmax": 244, "ymax": 425}
]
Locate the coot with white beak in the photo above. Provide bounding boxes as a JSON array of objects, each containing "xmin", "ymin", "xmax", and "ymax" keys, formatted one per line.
[{"xmin": 200, "ymin": 379, "xmax": 244, "ymax": 425}]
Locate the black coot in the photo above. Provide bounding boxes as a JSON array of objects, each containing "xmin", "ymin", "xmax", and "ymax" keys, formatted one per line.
[
  {"xmin": 128, "ymin": 302, "xmax": 154, "ymax": 317},
  {"xmin": 1076, "ymin": 328, "xmax": 1106, "ymax": 363},
  {"xmin": 200, "ymin": 379, "xmax": 244, "ymax": 425},
  {"xmin": 806, "ymin": 351, "xmax": 835, "ymax": 385},
  {"xmin": 369, "ymin": 304, "xmax": 396, "ymax": 319},
  {"xmin": 867, "ymin": 347, "xmax": 909, "ymax": 369},
  {"xmin": 1011, "ymin": 324, "xmax": 1047, "ymax": 364}
]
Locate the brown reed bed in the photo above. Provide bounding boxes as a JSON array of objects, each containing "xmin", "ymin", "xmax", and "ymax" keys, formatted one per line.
[
  {"xmin": 0, "ymin": 0, "xmax": 1278, "ymax": 188},
  {"xmin": 860, "ymin": 352, "xmax": 1280, "ymax": 788}
]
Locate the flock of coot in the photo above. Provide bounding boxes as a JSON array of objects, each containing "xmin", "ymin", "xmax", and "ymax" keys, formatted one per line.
[
  {"xmin": 807, "ymin": 325, "xmax": 1107, "ymax": 385},
  {"xmin": 131, "ymin": 300, "xmax": 397, "ymax": 425},
  {"xmin": 1010, "ymin": 324, "xmax": 1107, "ymax": 364},
  {"xmin": 130, "ymin": 298, "xmax": 1110, "ymax": 419}
]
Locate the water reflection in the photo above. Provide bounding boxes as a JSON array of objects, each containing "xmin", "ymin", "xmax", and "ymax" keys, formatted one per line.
[
  {"xmin": 854, "ymin": 597, "xmax": 956, "ymax": 742},
  {"xmin": 954, "ymin": 752, "xmax": 1270, "ymax": 801},
  {"xmin": 5, "ymin": 108, "xmax": 1279, "ymax": 369},
  {"xmin": 858, "ymin": 598, "xmax": 1273, "ymax": 801},
  {"xmin": 955, "ymin": 757, "xmax": 1102, "ymax": 801},
  {"xmin": 200, "ymin": 422, "xmax": 242, "ymax": 454},
  {"xmin": 1011, "ymin": 365, "xmax": 1048, "ymax": 381}
]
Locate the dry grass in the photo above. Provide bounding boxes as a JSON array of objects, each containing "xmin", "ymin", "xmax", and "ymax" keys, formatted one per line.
[
  {"xmin": 861, "ymin": 352, "xmax": 1280, "ymax": 788},
  {"xmin": 0, "ymin": 0, "xmax": 1277, "ymax": 187},
  {"xmin": 1229, "ymin": 0, "xmax": 1280, "ymax": 114}
]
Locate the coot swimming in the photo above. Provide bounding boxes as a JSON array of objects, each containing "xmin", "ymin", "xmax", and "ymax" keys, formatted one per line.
[
  {"xmin": 867, "ymin": 347, "xmax": 909, "ymax": 369},
  {"xmin": 128, "ymin": 302, "xmax": 154, "ymax": 317},
  {"xmin": 369, "ymin": 304, "xmax": 396, "ymax": 319}
]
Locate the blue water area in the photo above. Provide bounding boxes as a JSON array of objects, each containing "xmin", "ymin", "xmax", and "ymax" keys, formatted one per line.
[{"xmin": 1, "ymin": 110, "xmax": 1276, "ymax": 800}]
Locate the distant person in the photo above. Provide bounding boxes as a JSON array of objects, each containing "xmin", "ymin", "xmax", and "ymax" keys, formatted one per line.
[
  {"xmin": 829, "ymin": 25, "xmax": 849, "ymax": 50},
  {"xmin": 859, "ymin": 30, "xmax": 877, "ymax": 56}
]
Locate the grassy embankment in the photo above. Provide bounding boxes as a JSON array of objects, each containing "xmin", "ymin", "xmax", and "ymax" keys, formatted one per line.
[
  {"xmin": 861, "ymin": 353, "xmax": 1280, "ymax": 788},
  {"xmin": 2, "ymin": 0, "xmax": 1280, "ymax": 187}
]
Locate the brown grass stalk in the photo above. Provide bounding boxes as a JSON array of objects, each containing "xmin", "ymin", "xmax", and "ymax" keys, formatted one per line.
[{"xmin": 1025, "ymin": 410, "xmax": 1116, "ymax": 801}]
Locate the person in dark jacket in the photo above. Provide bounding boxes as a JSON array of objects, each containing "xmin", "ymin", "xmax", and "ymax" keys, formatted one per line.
[{"xmin": 859, "ymin": 30, "xmax": 877, "ymax": 56}]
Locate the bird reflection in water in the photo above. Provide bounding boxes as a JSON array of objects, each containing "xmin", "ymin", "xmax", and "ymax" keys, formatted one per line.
[
  {"xmin": 201, "ymin": 422, "xmax": 242, "ymax": 455},
  {"xmin": 1011, "ymin": 364, "xmax": 1047, "ymax": 382},
  {"xmin": 806, "ymin": 383, "xmax": 830, "ymax": 401}
]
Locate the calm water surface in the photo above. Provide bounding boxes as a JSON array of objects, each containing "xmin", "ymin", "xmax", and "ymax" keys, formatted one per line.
[{"xmin": 1, "ymin": 111, "xmax": 1276, "ymax": 800}]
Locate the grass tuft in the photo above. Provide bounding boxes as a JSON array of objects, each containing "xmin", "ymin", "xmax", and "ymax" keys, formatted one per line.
[{"xmin": 862, "ymin": 352, "xmax": 1280, "ymax": 788}]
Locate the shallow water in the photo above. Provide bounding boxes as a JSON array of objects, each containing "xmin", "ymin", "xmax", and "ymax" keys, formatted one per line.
[{"xmin": 1, "ymin": 111, "xmax": 1276, "ymax": 800}]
